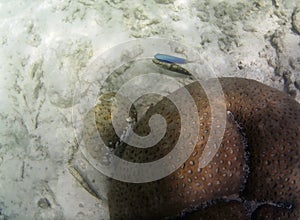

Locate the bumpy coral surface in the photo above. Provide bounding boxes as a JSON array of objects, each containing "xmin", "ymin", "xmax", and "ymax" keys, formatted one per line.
[{"xmin": 90, "ymin": 78, "xmax": 299, "ymax": 219}]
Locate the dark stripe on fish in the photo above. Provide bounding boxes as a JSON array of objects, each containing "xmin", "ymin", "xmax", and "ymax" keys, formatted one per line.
[{"xmin": 152, "ymin": 58, "xmax": 192, "ymax": 77}]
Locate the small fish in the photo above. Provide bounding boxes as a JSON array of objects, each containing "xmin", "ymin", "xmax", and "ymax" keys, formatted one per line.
[
  {"xmin": 152, "ymin": 58, "xmax": 193, "ymax": 77},
  {"xmin": 154, "ymin": 53, "xmax": 187, "ymax": 64},
  {"xmin": 68, "ymin": 166, "xmax": 102, "ymax": 200}
]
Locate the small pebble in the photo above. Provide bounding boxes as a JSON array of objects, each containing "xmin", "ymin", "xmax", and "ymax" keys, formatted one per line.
[{"xmin": 37, "ymin": 198, "xmax": 51, "ymax": 209}]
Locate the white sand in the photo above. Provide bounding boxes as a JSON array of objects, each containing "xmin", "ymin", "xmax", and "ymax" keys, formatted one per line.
[{"xmin": 0, "ymin": 0, "xmax": 299, "ymax": 219}]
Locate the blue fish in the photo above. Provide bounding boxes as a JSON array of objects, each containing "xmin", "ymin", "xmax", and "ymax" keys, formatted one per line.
[{"xmin": 154, "ymin": 53, "xmax": 187, "ymax": 64}]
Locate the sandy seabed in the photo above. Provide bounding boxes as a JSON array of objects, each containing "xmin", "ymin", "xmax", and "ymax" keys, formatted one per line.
[{"xmin": 0, "ymin": 0, "xmax": 299, "ymax": 219}]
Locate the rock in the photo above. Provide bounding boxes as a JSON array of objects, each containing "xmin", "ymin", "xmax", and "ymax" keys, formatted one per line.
[
  {"xmin": 283, "ymin": 70, "xmax": 297, "ymax": 97},
  {"xmin": 292, "ymin": 7, "xmax": 300, "ymax": 35},
  {"xmin": 37, "ymin": 198, "xmax": 51, "ymax": 209},
  {"xmin": 295, "ymin": 78, "xmax": 300, "ymax": 91}
]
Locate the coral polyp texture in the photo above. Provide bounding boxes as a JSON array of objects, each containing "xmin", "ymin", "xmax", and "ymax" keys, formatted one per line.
[{"xmin": 88, "ymin": 77, "xmax": 299, "ymax": 219}]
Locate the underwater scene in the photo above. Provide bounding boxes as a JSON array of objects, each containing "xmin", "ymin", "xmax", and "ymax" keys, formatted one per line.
[{"xmin": 0, "ymin": 0, "xmax": 300, "ymax": 219}]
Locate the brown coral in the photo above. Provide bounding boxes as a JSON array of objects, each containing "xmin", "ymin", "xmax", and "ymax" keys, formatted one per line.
[{"xmin": 88, "ymin": 78, "xmax": 300, "ymax": 219}]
